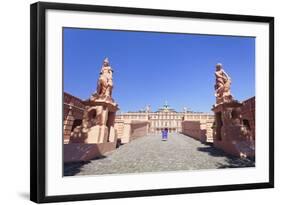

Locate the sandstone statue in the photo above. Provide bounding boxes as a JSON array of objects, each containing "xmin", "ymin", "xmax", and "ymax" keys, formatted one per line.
[
  {"xmin": 212, "ymin": 63, "xmax": 254, "ymax": 158},
  {"xmin": 214, "ymin": 63, "xmax": 233, "ymax": 104},
  {"xmin": 91, "ymin": 57, "xmax": 114, "ymax": 102}
]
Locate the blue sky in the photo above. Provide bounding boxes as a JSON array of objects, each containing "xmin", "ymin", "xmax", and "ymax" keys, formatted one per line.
[{"xmin": 64, "ymin": 28, "xmax": 255, "ymax": 113}]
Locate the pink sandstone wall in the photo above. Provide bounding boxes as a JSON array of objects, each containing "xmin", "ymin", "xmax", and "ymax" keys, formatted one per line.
[
  {"xmin": 241, "ymin": 97, "xmax": 255, "ymax": 140},
  {"xmin": 130, "ymin": 121, "xmax": 150, "ymax": 141},
  {"xmin": 182, "ymin": 121, "xmax": 201, "ymax": 140},
  {"xmin": 114, "ymin": 120, "xmax": 149, "ymax": 143},
  {"xmin": 181, "ymin": 120, "xmax": 214, "ymax": 143},
  {"xmin": 64, "ymin": 92, "xmax": 85, "ymax": 144},
  {"xmin": 64, "ymin": 142, "xmax": 117, "ymax": 163}
]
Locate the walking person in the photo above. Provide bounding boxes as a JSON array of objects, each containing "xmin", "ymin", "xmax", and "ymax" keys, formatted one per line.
[{"xmin": 161, "ymin": 128, "xmax": 168, "ymax": 141}]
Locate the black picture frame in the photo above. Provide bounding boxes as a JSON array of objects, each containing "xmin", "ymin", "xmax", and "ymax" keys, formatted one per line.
[{"xmin": 30, "ymin": 1, "xmax": 274, "ymax": 203}]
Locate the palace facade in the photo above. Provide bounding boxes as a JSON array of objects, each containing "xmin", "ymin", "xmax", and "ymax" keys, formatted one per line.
[{"xmin": 115, "ymin": 102, "xmax": 214, "ymax": 134}]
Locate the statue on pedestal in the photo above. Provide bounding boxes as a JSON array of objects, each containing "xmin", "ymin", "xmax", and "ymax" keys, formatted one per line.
[
  {"xmin": 91, "ymin": 57, "xmax": 114, "ymax": 102},
  {"xmin": 75, "ymin": 57, "xmax": 119, "ymax": 144},
  {"xmin": 212, "ymin": 63, "xmax": 254, "ymax": 158},
  {"xmin": 214, "ymin": 63, "xmax": 233, "ymax": 105}
]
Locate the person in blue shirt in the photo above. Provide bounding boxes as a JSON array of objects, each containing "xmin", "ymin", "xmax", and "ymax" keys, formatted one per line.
[{"xmin": 161, "ymin": 128, "xmax": 168, "ymax": 141}]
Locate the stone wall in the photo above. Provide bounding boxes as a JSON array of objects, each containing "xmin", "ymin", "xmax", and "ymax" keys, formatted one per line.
[
  {"xmin": 114, "ymin": 119, "xmax": 125, "ymax": 140},
  {"xmin": 130, "ymin": 121, "xmax": 150, "ymax": 141},
  {"xmin": 241, "ymin": 97, "xmax": 255, "ymax": 140},
  {"xmin": 114, "ymin": 120, "xmax": 150, "ymax": 143},
  {"xmin": 64, "ymin": 142, "xmax": 117, "ymax": 163},
  {"xmin": 182, "ymin": 120, "xmax": 214, "ymax": 143},
  {"xmin": 63, "ymin": 92, "xmax": 85, "ymax": 144}
]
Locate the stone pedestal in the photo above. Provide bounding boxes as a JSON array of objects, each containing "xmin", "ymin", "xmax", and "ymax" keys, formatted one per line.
[
  {"xmin": 108, "ymin": 126, "xmax": 117, "ymax": 143},
  {"xmin": 212, "ymin": 101, "xmax": 255, "ymax": 157},
  {"xmin": 87, "ymin": 125, "xmax": 108, "ymax": 143},
  {"xmin": 84, "ymin": 99, "xmax": 118, "ymax": 144}
]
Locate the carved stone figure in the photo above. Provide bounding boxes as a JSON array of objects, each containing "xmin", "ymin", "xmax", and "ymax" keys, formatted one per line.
[
  {"xmin": 214, "ymin": 63, "xmax": 233, "ymax": 104},
  {"xmin": 92, "ymin": 57, "xmax": 114, "ymax": 101},
  {"xmin": 71, "ymin": 57, "xmax": 119, "ymax": 144}
]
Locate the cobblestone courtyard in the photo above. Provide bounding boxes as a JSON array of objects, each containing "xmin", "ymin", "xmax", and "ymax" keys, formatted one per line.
[{"xmin": 64, "ymin": 133, "xmax": 254, "ymax": 176}]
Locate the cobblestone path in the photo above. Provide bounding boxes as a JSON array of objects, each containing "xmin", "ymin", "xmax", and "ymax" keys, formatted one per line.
[{"xmin": 64, "ymin": 133, "xmax": 254, "ymax": 176}]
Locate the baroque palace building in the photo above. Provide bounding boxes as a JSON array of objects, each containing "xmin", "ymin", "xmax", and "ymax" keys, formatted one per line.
[{"xmin": 115, "ymin": 102, "xmax": 214, "ymax": 134}]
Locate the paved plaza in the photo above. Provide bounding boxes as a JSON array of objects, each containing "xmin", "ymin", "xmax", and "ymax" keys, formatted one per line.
[{"xmin": 64, "ymin": 133, "xmax": 254, "ymax": 176}]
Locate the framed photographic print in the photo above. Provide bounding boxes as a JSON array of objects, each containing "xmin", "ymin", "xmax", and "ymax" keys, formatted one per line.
[{"xmin": 30, "ymin": 1, "xmax": 274, "ymax": 203}]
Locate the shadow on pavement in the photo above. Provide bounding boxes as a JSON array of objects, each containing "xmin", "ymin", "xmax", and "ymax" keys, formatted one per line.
[
  {"xmin": 197, "ymin": 146, "xmax": 227, "ymax": 157},
  {"xmin": 197, "ymin": 145, "xmax": 255, "ymax": 168},
  {"xmin": 216, "ymin": 157, "xmax": 255, "ymax": 168},
  {"xmin": 64, "ymin": 155, "xmax": 107, "ymax": 176}
]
